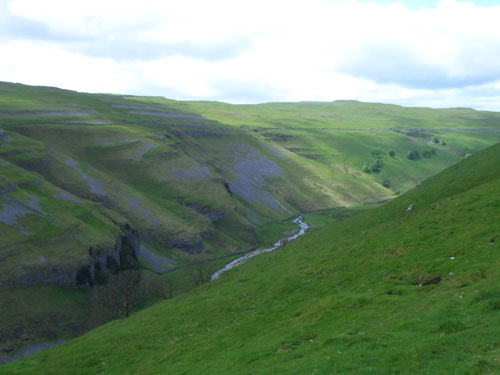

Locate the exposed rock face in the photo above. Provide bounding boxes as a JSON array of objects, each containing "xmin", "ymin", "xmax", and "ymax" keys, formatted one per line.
[
  {"xmin": 0, "ymin": 182, "xmax": 47, "ymax": 235},
  {"xmin": 185, "ymin": 203, "xmax": 225, "ymax": 223},
  {"xmin": 393, "ymin": 128, "xmax": 433, "ymax": 138},
  {"xmin": 139, "ymin": 245, "xmax": 175, "ymax": 273},
  {"xmin": 83, "ymin": 223, "xmax": 141, "ymax": 286},
  {"xmin": 0, "ymin": 339, "xmax": 66, "ymax": 365},
  {"xmin": 226, "ymin": 146, "xmax": 290, "ymax": 213},
  {"xmin": 5, "ymin": 264, "xmax": 81, "ymax": 287},
  {"xmin": 3, "ymin": 223, "xmax": 141, "ymax": 288},
  {"xmin": 167, "ymin": 237, "xmax": 204, "ymax": 254}
]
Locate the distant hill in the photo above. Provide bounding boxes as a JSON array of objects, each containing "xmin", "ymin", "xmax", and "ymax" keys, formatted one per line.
[
  {"xmin": 1, "ymin": 81, "xmax": 500, "ymax": 359},
  {"xmin": 4, "ymin": 119, "xmax": 500, "ymax": 374}
]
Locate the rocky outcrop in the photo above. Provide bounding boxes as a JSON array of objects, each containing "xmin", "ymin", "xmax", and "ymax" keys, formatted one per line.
[
  {"xmin": 3, "ymin": 264, "xmax": 82, "ymax": 287},
  {"xmin": 80, "ymin": 223, "xmax": 141, "ymax": 286},
  {"xmin": 185, "ymin": 203, "xmax": 225, "ymax": 223},
  {"xmin": 167, "ymin": 237, "xmax": 204, "ymax": 254},
  {"xmin": 393, "ymin": 128, "xmax": 433, "ymax": 138},
  {"xmin": 3, "ymin": 223, "xmax": 141, "ymax": 288}
]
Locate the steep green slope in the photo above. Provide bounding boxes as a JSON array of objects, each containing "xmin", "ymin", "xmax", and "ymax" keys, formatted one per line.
[
  {"xmin": 5, "ymin": 141, "xmax": 500, "ymax": 374},
  {"xmin": 0, "ymin": 82, "xmax": 393, "ymax": 355},
  {"xmin": 2, "ymin": 80, "xmax": 500, "ymax": 358},
  {"xmin": 0, "ymin": 82, "xmax": 394, "ymax": 270}
]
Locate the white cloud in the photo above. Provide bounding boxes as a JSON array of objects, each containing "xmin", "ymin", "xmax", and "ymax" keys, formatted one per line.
[{"xmin": 1, "ymin": 0, "xmax": 500, "ymax": 109}]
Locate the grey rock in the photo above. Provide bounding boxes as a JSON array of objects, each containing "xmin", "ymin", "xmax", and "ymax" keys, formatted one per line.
[
  {"xmin": 139, "ymin": 245, "xmax": 175, "ymax": 273},
  {"xmin": 128, "ymin": 198, "xmax": 162, "ymax": 226},
  {"xmin": 135, "ymin": 141, "xmax": 156, "ymax": 162},
  {"xmin": 0, "ymin": 111, "xmax": 91, "ymax": 118},
  {"xmin": 168, "ymin": 160, "xmax": 211, "ymax": 181},
  {"xmin": 0, "ymin": 339, "xmax": 66, "ymax": 365},
  {"xmin": 227, "ymin": 147, "xmax": 290, "ymax": 212},
  {"xmin": 64, "ymin": 158, "xmax": 108, "ymax": 196},
  {"xmin": 53, "ymin": 191, "xmax": 80, "ymax": 203}
]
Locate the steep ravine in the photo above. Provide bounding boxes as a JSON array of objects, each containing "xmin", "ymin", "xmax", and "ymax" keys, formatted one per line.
[{"xmin": 0, "ymin": 216, "xmax": 310, "ymax": 365}]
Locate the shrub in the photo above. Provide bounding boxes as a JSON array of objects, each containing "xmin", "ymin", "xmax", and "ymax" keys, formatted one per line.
[
  {"xmin": 407, "ymin": 150, "xmax": 420, "ymax": 160},
  {"xmin": 422, "ymin": 149, "xmax": 436, "ymax": 158},
  {"xmin": 370, "ymin": 158, "xmax": 383, "ymax": 173},
  {"xmin": 388, "ymin": 150, "xmax": 395, "ymax": 158}
]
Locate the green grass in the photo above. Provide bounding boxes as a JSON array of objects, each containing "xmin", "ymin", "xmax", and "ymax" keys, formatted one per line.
[
  {"xmin": 3, "ymin": 80, "xmax": 500, "ymax": 358},
  {"xmin": 304, "ymin": 205, "xmax": 374, "ymax": 230},
  {"xmin": 255, "ymin": 216, "xmax": 300, "ymax": 248},
  {"xmin": 4, "ymin": 140, "xmax": 500, "ymax": 374},
  {"xmin": 0, "ymin": 285, "xmax": 90, "ymax": 354}
]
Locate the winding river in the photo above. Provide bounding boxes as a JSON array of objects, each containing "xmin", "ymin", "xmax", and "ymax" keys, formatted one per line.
[
  {"xmin": 211, "ymin": 215, "xmax": 309, "ymax": 280},
  {"xmin": 0, "ymin": 216, "xmax": 308, "ymax": 365}
]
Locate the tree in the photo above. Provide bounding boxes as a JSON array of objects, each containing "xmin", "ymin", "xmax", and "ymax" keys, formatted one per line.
[
  {"xmin": 192, "ymin": 262, "xmax": 211, "ymax": 286},
  {"xmin": 370, "ymin": 158, "xmax": 383, "ymax": 173},
  {"xmin": 388, "ymin": 150, "xmax": 395, "ymax": 158},
  {"xmin": 433, "ymin": 137, "xmax": 440, "ymax": 144},
  {"xmin": 91, "ymin": 269, "xmax": 144, "ymax": 324},
  {"xmin": 362, "ymin": 162, "xmax": 371, "ymax": 173},
  {"xmin": 407, "ymin": 150, "xmax": 420, "ymax": 161},
  {"xmin": 144, "ymin": 275, "xmax": 174, "ymax": 300},
  {"xmin": 441, "ymin": 140, "xmax": 447, "ymax": 146},
  {"xmin": 382, "ymin": 174, "xmax": 391, "ymax": 188}
]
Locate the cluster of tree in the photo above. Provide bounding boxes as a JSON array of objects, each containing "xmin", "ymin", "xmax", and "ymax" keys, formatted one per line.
[
  {"xmin": 89, "ymin": 258, "xmax": 216, "ymax": 327},
  {"xmin": 362, "ymin": 160, "xmax": 384, "ymax": 174},
  {"xmin": 433, "ymin": 137, "xmax": 447, "ymax": 146},
  {"xmin": 407, "ymin": 149, "xmax": 437, "ymax": 161},
  {"xmin": 422, "ymin": 149, "xmax": 437, "ymax": 158},
  {"xmin": 381, "ymin": 174, "xmax": 391, "ymax": 189},
  {"xmin": 407, "ymin": 150, "xmax": 420, "ymax": 160},
  {"xmin": 362, "ymin": 149, "xmax": 394, "ymax": 174},
  {"xmin": 89, "ymin": 270, "xmax": 177, "ymax": 328}
]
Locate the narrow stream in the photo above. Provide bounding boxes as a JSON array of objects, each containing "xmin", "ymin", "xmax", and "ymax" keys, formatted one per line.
[
  {"xmin": 211, "ymin": 215, "xmax": 309, "ymax": 281},
  {"xmin": 1, "ymin": 216, "xmax": 308, "ymax": 365}
]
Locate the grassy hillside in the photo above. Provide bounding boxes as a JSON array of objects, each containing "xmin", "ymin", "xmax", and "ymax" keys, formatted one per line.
[
  {"xmin": 168, "ymin": 99, "xmax": 500, "ymax": 193},
  {"xmin": 4, "ymin": 141, "xmax": 500, "ymax": 374},
  {"xmin": 2, "ymin": 80, "xmax": 500, "ymax": 357}
]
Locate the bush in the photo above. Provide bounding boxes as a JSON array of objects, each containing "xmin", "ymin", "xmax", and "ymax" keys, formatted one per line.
[
  {"xmin": 407, "ymin": 150, "xmax": 420, "ymax": 160},
  {"xmin": 370, "ymin": 158, "xmax": 383, "ymax": 173},
  {"xmin": 441, "ymin": 140, "xmax": 447, "ymax": 146},
  {"xmin": 433, "ymin": 137, "xmax": 439, "ymax": 144},
  {"xmin": 388, "ymin": 150, "xmax": 395, "ymax": 158},
  {"xmin": 422, "ymin": 149, "xmax": 436, "ymax": 158},
  {"xmin": 362, "ymin": 163, "xmax": 371, "ymax": 173},
  {"xmin": 91, "ymin": 269, "xmax": 144, "ymax": 322}
]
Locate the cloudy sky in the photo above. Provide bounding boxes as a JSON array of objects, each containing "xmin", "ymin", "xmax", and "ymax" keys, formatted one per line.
[{"xmin": 1, "ymin": 0, "xmax": 500, "ymax": 109}]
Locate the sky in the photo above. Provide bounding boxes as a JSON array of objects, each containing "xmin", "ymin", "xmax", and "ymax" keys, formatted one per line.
[{"xmin": 1, "ymin": 0, "xmax": 500, "ymax": 109}]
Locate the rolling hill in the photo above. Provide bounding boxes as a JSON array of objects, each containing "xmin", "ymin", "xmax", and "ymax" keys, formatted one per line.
[
  {"xmin": 1, "ymin": 80, "xmax": 500, "ymax": 360},
  {"xmin": 3, "ymin": 125, "xmax": 500, "ymax": 374}
]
